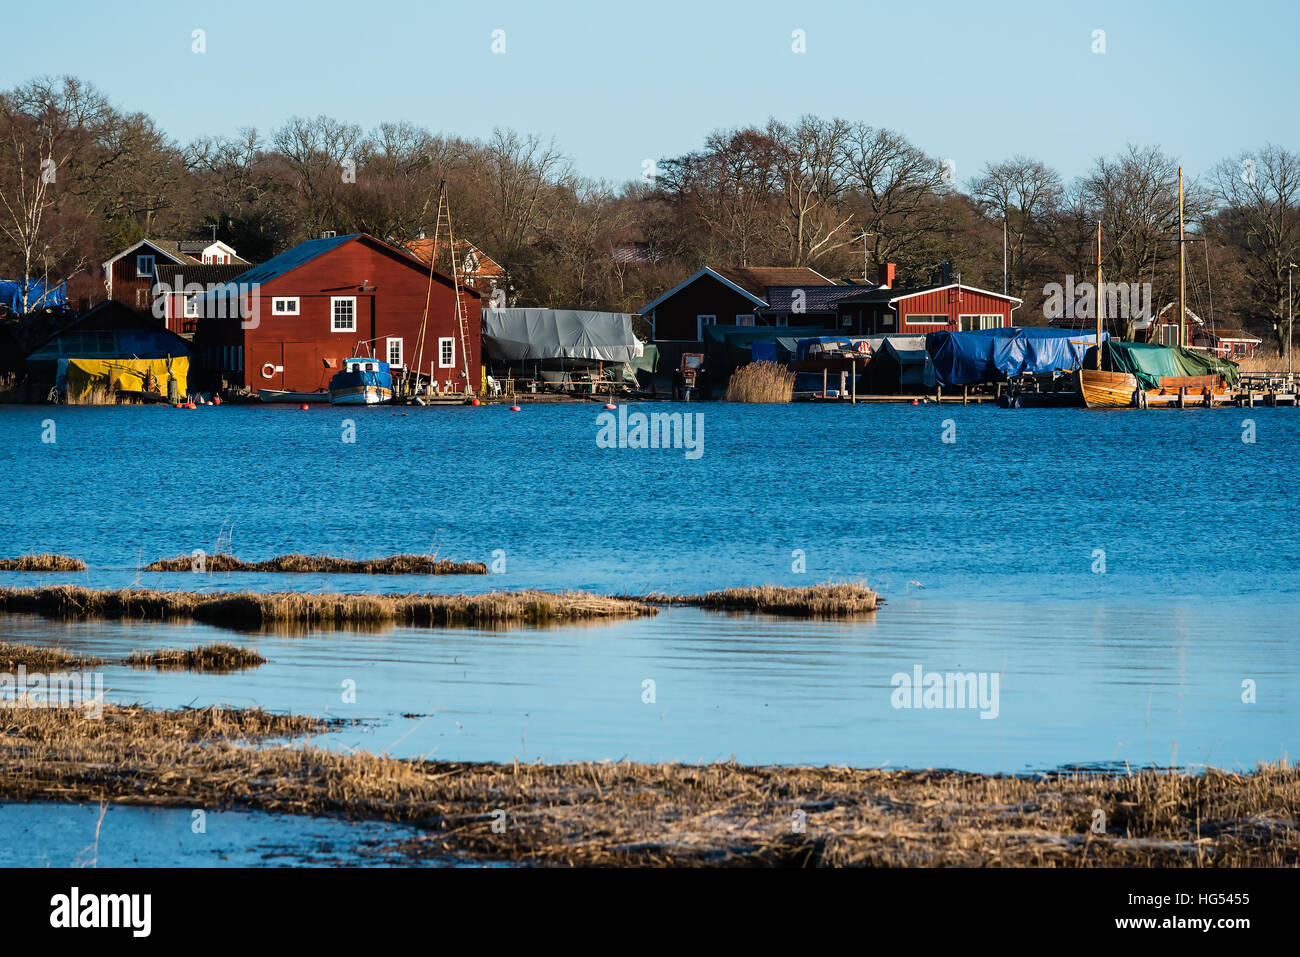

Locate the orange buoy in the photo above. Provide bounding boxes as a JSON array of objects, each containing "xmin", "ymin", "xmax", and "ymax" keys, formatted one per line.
[
  {"xmin": 470, "ymin": 398, "xmax": 481, "ymax": 406},
  {"xmin": 509, "ymin": 405, "xmax": 521, "ymax": 412}
]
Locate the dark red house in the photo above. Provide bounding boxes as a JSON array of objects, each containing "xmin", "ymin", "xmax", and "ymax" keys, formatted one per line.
[
  {"xmin": 103, "ymin": 239, "xmax": 249, "ymax": 312},
  {"xmin": 193, "ymin": 233, "xmax": 481, "ymax": 394},
  {"xmin": 833, "ymin": 264, "xmax": 1022, "ymax": 334}
]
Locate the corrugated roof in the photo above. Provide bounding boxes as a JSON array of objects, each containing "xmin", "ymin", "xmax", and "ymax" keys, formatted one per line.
[
  {"xmin": 763, "ymin": 283, "xmax": 880, "ymax": 313},
  {"xmin": 155, "ymin": 264, "xmax": 253, "ymax": 286},
  {"xmin": 225, "ymin": 233, "xmax": 359, "ymax": 287}
]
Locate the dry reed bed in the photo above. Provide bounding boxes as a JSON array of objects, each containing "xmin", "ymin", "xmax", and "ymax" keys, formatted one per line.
[
  {"xmin": 0, "ymin": 640, "xmax": 265, "ymax": 672},
  {"xmin": 640, "ymin": 583, "xmax": 880, "ymax": 617},
  {"xmin": 0, "ymin": 585, "xmax": 657, "ymax": 629},
  {"xmin": 725, "ymin": 361, "xmax": 796, "ymax": 403},
  {"xmin": 0, "ymin": 554, "xmax": 87, "ymax": 572},
  {"xmin": 145, "ymin": 553, "xmax": 488, "ymax": 575},
  {"xmin": 1, "ymin": 704, "xmax": 1293, "ymax": 867},
  {"xmin": 0, "ymin": 641, "xmax": 104, "ymax": 671},
  {"xmin": 125, "ymin": 643, "xmax": 266, "ymax": 672}
]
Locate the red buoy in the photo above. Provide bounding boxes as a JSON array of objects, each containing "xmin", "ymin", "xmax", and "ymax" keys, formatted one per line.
[
  {"xmin": 910, "ymin": 398, "xmax": 919, "ymax": 405},
  {"xmin": 300, "ymin": 403, "xmax": 309, "ymax": 410},
  {"xmin": 604, "ymin": 403, "xmax": 616, "ymax": 410},
  {"xmin": 509, "ymin": 405, "xmax": 521, "ymax": 412},
  {"xmin": 470, "ymin": 398, "xmax": 481, "ymax": 406}
]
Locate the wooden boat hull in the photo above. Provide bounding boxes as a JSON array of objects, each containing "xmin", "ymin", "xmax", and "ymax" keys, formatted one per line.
[{"xmin": 1076, "ymin": 370, "xmax": 1228, "ymax": 408}]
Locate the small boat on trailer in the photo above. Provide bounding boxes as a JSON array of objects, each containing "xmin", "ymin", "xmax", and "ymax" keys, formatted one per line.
[{"xmin": 329, "ymin": 357, "xmax": 393, "ymax": 405}]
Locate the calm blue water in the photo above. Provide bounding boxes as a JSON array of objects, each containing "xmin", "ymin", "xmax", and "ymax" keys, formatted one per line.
[
  {"xmin": 0, "ymin": 802, "xmax": 459, "ymax": 867},
  {"xmin": 0, "ymin": 403, "xmax": 1297, "ymax": 774}
]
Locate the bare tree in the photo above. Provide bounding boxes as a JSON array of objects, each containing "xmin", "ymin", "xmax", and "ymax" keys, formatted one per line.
[
  {"xmin": 1209, "ymin": 145, "xmax": 1300, "ymax": 352},
  {"xmin": 839, "ymin": 123, "xmax": 952, "ymax": 274},
  {"xmin": 0, "ymin": 76, "xmax": 111, "ymax": 310},
  {"xmin": 766, "ymin": 115, "xmax": 853, "ymax": 266},
  {"xmin": 969, "ymin": 156, "xmax": 1063, "ymax": 297}
]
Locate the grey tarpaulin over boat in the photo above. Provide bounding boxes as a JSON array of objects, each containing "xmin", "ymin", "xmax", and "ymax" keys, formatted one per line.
[{"xmin": 482, "ymin": 308, "xmax": 645, "ymax": 362}]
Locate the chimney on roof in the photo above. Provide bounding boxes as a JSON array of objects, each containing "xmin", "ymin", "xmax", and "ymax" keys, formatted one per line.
[
  {"xmin": 939, "ymin": 261, "xmax": 954, "ymax": 285},
  {"xmin": 877, "ymin": 262, "xmax": 896, "ymax": 288}
]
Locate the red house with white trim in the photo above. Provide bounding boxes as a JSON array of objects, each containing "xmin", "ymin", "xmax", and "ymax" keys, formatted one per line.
[
  {"xmin": 193, "ymin": 233, "xmax": 481, "ymax": 394},
  {"xmin": 833, "ymin": 264, "xmax": 1023, "ymax": 334}
]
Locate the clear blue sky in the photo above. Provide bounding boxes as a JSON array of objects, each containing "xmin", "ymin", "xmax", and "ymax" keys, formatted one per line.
[{"xmin": 3, "ymin": 0, "xmax": 1295, "ymax": 187}]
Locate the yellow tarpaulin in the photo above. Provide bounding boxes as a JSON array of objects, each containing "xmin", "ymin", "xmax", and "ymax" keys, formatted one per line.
[{"xmin": 65, "ymin": 357, "xmax": 188, "ymax": 400}]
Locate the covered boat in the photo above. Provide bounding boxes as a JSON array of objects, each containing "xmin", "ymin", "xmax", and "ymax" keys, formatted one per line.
[
  {"xmin": 329, "ymin": 357, "xmax": 393, "ymax": 405},
  {"xmin": 926, "ymin": 327, "xmax": 1105, "ymax": 387},
  {"xmin": 1076, "ymin": 341, "xmax": 1238, "ymax": 408}
]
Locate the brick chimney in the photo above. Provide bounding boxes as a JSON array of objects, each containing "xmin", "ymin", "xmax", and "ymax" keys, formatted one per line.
[{"xmin": 877, "ymin": 262, "xmax": 896, "ymax": 288}]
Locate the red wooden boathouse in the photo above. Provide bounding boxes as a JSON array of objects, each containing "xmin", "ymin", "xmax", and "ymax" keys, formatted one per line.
[{"xmin": 194, "ymin": 233, "xmax": 481, "ymax": 394}]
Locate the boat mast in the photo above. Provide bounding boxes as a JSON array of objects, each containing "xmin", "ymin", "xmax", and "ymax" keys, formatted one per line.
[
  {"xmin": 1095, "ymin": 220, "xmax": 1103, "ymax": 368},
  {"xmin": 1178, "ymin": 166, "xmax": 1186, "ymax": 349}
]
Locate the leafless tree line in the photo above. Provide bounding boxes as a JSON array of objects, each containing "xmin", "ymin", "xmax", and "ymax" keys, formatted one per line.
[{"xmin": 2, "ymin": 78, "xmax": 1297, "ymax": 348}]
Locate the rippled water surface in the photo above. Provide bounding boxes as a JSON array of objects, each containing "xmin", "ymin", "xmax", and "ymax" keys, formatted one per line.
[{"xmin": 1, "ymin": 403, "xmax": 1296, "ymax": 774}]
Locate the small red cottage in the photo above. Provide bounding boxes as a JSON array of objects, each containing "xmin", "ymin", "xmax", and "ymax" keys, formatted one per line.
[
  {"xmin": 104, "ymin": 239, "xmax": 250, "ymax": 311},
  {"xmin": 833, "ymin": 264, "xmax": 1022, "ymax": 334},
  {"xmin": 193, "ymin": 233, "xmax": 481, "ymax": 394}
]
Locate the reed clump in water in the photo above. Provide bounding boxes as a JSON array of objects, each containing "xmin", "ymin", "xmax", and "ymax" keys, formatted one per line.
[
  {"xmin": 0, "ymin": 585, "xmax": 658, "ymax": 629},
  {"xmin": 0, "ymin": 554, "xmax": 87, "ymax": 572},
  {"xmin": 125, "ymin": 643, "xmax": 267, "ymax": 672},
  {"xmin": 1, "ymin": 703, "xmax": 1294, "ymax": 867},
  {"xmin": 0, "ymin": 641, "xmax": 104, "ymax": 670},
  {"xmin": 725, "ymin": 361, "xmax": 796, "ymax": 403},
  {"xmin": 643, "ymin": 583, "xmax": 880, "ymax": 617},
  {"xmin": 144, "ymin": 553, "xmax": 488, "ymax": 575}
]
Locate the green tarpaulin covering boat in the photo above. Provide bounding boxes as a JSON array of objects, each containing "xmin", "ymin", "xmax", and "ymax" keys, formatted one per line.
[{"xmin": 1083, "ymin": 341, "xmax": 1240, "ymax": 391}]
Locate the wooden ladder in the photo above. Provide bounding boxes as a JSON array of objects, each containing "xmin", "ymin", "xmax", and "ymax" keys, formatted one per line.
[{"xmin": 414, "ymin": 180, "xmax": 474, "ymax": 395}]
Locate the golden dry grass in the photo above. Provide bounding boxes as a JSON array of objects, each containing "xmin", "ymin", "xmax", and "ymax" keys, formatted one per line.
[
  {"xmin": 0, "ymin": 704, "xmax": 1293, "ymax": 867},
  {"xmin": 725, "ymin": 361, "xmax": 796, "ymax": 403},
  {"xmin": 0, "ymin": 554, "xmax": 87, "ymax": 572},
  {"xmin": 125, "ymin": 643, "xmax": 267, "ymax": 672},
  {"xmin": 1237, "ymin": 347, "xmax": 1299, "ymax": 373},
  {"xmin": 0, "ymin": 641, "xmax": 104, "ymax": 671},
  {"xmin": 0, "ymin": 585, "xmax": 657, "ymax": 629},
  {"xmin": 639, "ymin": 583, "xmax": 880, "ymax": 617},
  {"xmin": 144, "ymin": 553, "xmax": 487, "ymax": 575}
]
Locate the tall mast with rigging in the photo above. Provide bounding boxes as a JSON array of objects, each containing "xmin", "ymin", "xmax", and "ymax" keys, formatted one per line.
[
  {"xmin": 1096, "ymin": 220, "xmax": 1103, "ymax": 368},
  {"xmin": 1178, "ymin": 166, "xmax": 1186, "ymax": 349}
]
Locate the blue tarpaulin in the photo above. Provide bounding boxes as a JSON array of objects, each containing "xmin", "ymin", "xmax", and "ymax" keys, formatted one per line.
[
  {"xmin": 925, "ymin": 327, "xmax": 1106, "ymax": 386},
  {"xmin": 0, "ymin": 280, "xmax": 66, "ymax": 312}
]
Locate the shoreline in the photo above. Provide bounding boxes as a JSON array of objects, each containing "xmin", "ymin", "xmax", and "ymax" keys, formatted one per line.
[{"xmin": 0, "ymin": 704, "xmax": 1293, "ymax": 867}]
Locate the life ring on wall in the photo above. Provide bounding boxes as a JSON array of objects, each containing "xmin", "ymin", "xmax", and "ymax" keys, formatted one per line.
[{"xmin": 260, "ymin": 363, "xmax": 276, "ymax": 380}]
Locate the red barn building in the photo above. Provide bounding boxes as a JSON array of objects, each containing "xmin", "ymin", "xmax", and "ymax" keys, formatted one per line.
[
  {"xmin": 193, "ymin": 233, "xmax": 481, "ymax": 394},
  {"xmin": 834, "ymin": 264, "xmax": 1022, "ymax": 334}
]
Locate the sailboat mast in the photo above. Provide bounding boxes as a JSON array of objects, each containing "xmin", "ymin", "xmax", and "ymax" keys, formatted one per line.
[
  {"xmin": 1178, "ymin": 166, "xmax": 1186, "ymax": 349},
  {"xmin": 1095, "ymin": 220, "xmax": 1103, "ymax": 369}
]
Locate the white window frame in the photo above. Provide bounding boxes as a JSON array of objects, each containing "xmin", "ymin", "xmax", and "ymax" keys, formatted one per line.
[
  {"xmin": 183, "ymin": 295, "xmax": 200, "ymax": 318},
  {"xmin": 272, "ymin": 297, "xmax": 300, "ymax": 316},
  {"xmin": 696, "ymin": 314, "xmax": 716, "ymax": 340},
  {"xmin": 331, "ymin": 296, "xmax": 356, "ymax": 332},
  {"xmin": 959, "ymin": 314, "xmax": 1003, "ymax": 331},
  {"xmin": 387, "ymin": 336, "xmax": 403, "ymax": 368},
  {"xmin": 735, "ymin": 314, "xmax": 755, "ymax": 326},
  {"xmin": 906, "ymin": 314, "xmax": 950, "ymax": 326},
  {"xmin": 438, "ymin": 337, "xmax": 455, "ymax": 368},
  {"xmin": 136, "ymin": 254, "xmax": 155, "ymax": 278}
]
